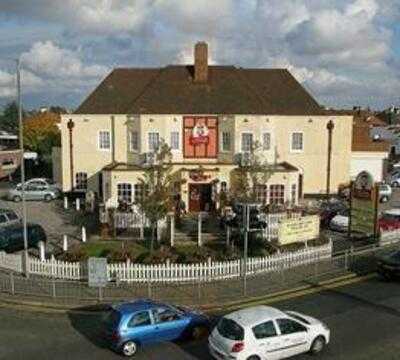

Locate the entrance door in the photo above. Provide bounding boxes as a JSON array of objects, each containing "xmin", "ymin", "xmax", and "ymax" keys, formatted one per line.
[{"xmin": 189, "ymin": 184, "xmax": 212, "ymax": 212}]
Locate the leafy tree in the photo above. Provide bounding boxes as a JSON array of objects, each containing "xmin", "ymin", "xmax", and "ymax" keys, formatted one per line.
[
  {"xmin": 230, "ymin": 141, "xmax": 272, "ymax": 203},
  {"xmin": 138, "ymin": 142, "xmax": 175, "ymax": 253},
  {"xmin": 0, "ymin": 101, "xmax": 21, "ymax": 133}
]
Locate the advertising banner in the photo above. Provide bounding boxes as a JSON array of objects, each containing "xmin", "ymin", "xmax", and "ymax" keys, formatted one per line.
[{"xmin": 278, "ymin": 215, "xmax": 320, "ymax": 245}]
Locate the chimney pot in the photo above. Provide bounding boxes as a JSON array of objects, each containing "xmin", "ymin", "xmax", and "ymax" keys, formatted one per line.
[{"xmin": 194, "ymin": 42, "xmax": 208, "ymax": 83}]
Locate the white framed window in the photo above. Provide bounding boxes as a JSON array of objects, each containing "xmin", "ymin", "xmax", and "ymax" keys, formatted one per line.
[
  {"xmin": 170, "ymin": 131, "xmax": 180, "ymax": 150},
  {"xmin": 129, "ymin": 131, "xmax": 139, "ymax": 152},
  {"xmin": 263, "ymin": 132, "xmax": 271, "ymax": 150},
  {"xmin": 291, "ymin": 132, "xmax": 303, "ymax": 152},
  {"xmin": 220, "ymin": 181, "xmax": 227, "ymax": 192},
  {"xmin": 241, "ymin": 133, "xmax": 253, "ymax": 152},
  {"xmin": 148, "ymin": 132, "xmax": 159, "ymax": 151},
  {"xmin": 269, "ymin": 184, "xmax": 285, "ymax": 205},
  {"xmin": 98, "ymin": 130, "xmax": 111, "ymax": 150},
  {"xmin": 255, "ymin": 184, "xmax": 268, "ymax": 204},
  {"xmin": 117, "ymin": 183, "xmax": 132, "ymax": 203},
  {"xmin": 75, "ymin": 172, "xmax": 88, "ymax": 190},
  {"xmin": 222, "ymin": 132, "xmax": 231, "ymax": 152}
]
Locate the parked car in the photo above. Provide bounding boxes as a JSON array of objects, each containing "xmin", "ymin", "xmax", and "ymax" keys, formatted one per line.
[
  {"xmin": 0, "ymin": 223, "xmax": 46, "ymax": 253},
  {"xmin": 208, "ymin": 305, "xmax": 330, "ymax": 360},
  {"xmin": 8, "ymin": 182, "xmax": 60, "ymax": 202},
  {"xmin": 389, "ymin": 172, "xmax": 400, "ymax": 187},
  {"xmin": 318, "ymin": 200, "xmax": 347, "ymax": 228},
  {"xmin": 377, "ymin": 250, "xmax": 400, "ymax": 279},
  {"xmin": 329, "ymin": 209, "xmax": 350, "ymax": 232},
  {"xmin": 21, "ymin": 178, "xmax": 61, "ymax": 191},
  {"xmin": 378, "ymin": 209, "xmax": 400, "ymax": 231},
  {"xmin": 103, "ymin": 299, "xmax": 210, "ymax": 357},
  {"xmin": 378, "ymin": 184, "xmax": 392, "ymax": 203},
  {"xmin": 0, "ymin": 209, "xmax": 20, "ymax": 227}
]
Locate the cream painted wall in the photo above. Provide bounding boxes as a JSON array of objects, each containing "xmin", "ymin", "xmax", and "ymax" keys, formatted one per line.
[
  {"xmin": 351, "ymin": 151, "xmax": 388, "ymax": 182},
  {"xmin": 61, "ymin": 113, "xmax": 352, "ymax": 195}
]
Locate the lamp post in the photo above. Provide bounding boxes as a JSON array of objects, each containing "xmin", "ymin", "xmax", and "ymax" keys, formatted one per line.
[
  {"xmin": 326, "ymin": 119, "xmax": 335, "ymax": 197},
  {"xmin": 16, "ymin": 59, "xmax": 29, "ymax": 277},
  {"xmin": 67, "ymin": 119, "xmax": 75, "ymax": 191}
]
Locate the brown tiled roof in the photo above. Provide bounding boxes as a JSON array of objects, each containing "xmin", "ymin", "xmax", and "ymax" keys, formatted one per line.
[
  {"xmin": 352, "ymin": 125, "xmax": 390, "ymax": 152},
  {"xmin": 75, "ymin": 65, "xmax": 324, "ymax": 115}
]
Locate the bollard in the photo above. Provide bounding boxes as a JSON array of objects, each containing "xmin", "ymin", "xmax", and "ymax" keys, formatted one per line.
[
  {"xmin": 10, "ymin": 272, "xmax": 15, "ymax": 295},
  {"xmin": 63, "ymin": 235, "xmax": 68, "ymax": 252},
  {"xmin": 170, "ymin": 215, "xmax": 175, "ymax": 247},
  {"xmin": 140, "ymin": 213, "xmax": 144, "ymax": 240},
  {"xmin": 82, "ymin": 226, "xmax": 87, "ymax": 243},
  {"xmin": 76, "ymin": 198, "xmax": 80, "ymax": 211},
  {"xmin": 39, "ymin": 241, "xmax": 45, "ymax": 261},
  {"xmin": 198, "ymin": 213, "xmax": 202, "ymax": 247},
  {"xmin": 63, "ymin": 196, "xmax": 68, "ymax": 209}
]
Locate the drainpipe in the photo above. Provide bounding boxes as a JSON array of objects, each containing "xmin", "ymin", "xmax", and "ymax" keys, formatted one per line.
[
  {"xmin": 67, "ymin": 119, "xmax": 75, "ymax": 191},
  {"xmin": 326, "ymin": 119, "xmax": 335, "ymax": 197},
  {"xmin": 111, "ymin": 115, "xmax": 116, "ymax": 164}
]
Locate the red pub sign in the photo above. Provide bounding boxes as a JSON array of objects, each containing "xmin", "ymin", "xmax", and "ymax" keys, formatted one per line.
[{"xmin": 183, "ymin": 116, "xmax": 218, "ymax": 158}]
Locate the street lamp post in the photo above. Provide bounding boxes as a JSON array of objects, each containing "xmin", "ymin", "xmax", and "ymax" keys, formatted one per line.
[
  {"xmin": 16, "ymin": 59, "xmax": 29, "ymax": 278},
  {"xmin": 326, "ymin": 119, "xmax": 335, "ymax": 198},
  {"xmin": 67, "ymin": 119, "xmax": 75, "ymax": 191}
]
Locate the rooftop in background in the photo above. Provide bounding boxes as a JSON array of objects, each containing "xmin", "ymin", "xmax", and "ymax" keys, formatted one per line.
[
  {"xmin": 74, "ymin": 42, "xmax": 326, "ymax": 116},
  {"xmin": 352, "ymin": 124, "xmax": 390, "ymax": 152}
]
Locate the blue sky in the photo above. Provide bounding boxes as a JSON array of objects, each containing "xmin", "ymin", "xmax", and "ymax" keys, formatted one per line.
[{"xmin": 0, "ymin": 0, "xmax": 399, "ymax": 111}]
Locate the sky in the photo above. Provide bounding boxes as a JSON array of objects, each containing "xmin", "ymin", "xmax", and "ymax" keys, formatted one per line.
[{"xmin": 0, "ymin": 0, "xmax": 399, "ymax": 111}]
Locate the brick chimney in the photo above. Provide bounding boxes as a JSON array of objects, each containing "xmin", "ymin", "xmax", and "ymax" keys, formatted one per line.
[{"xmin": 194, "ymin": 42, "xmax": 208, "ymax": 83}]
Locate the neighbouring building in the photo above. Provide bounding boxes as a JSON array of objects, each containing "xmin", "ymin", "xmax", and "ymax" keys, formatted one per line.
[
  {"xmin": 0, "ymin": 131, "xmax": 21, "ymax": 179},
  {"xmin": 59, "ymin": 42, "xmax": 353, "ymax": 212}
]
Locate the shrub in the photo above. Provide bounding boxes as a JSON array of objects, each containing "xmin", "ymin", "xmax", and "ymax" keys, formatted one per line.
[{"xmin": 58, "ymin": 246, "xmax": 88, "ymax": 262}]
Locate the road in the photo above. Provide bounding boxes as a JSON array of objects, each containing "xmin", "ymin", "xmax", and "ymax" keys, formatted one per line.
[{"xmin": 1, "ymin": 275, "xmax": 400, "ymax": 360}]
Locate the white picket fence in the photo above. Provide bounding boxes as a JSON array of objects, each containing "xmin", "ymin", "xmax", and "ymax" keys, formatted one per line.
[{"xmin": 0, "ymin": 243, "xmax": 332, "ymax": 283}]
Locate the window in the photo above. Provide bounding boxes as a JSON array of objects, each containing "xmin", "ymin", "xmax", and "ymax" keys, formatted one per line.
[
  {"xmin": 291, "ymin": 132, "xmax": 303, "ymax": 151},
  {"xmin": 117, "ymin": 183, "xmax": 132, "ymax": 203},
  {"xmin": 75, "ymin": 172, "xmax": 88, "ymax": 190},
  {"xmin": 134, "ymin": 184, "xmax": 144, "ymax": 204},
  {"xmin": 252, "ymin": 321, "xmax": 277, "ymax": 339},
  {"xmin": 291, "ymin": 184, "xmax": 297, "ymax": 205},
  {"xmin": 255, "ymin": 184, "xmax": 268, "ymax": 204},
  {"xmin": 263, "ymin": 132, "xmax": 271, "ymax": 150},
  {"xmin": 152, "ymin": 307, "xmax": 180, "ymax": 323},
  {"xmin": 269, "ymin": 185, "xmax": 285, "ymax": 205},
  {"xmin": 127, "ymin": 311, "xmax": 152, "ymax": 328},
  {"xmin": 129, "ymin": 131, "xmax": 139, "ymax": 152},
  {"xmin": 217, "ymin": 318, "xmax": 244, "ymax": 341},
  {"xmin": 222, "ymin": 132, "xmax": 231, "ymax": 151},
  {"xmin": 170, "ymin": 131, "xmax": 180, "ymax": 150},
  {"xmin": 241, "ymin": 133, "xmax": 253, "ymax": 152},
  {"xmin": 99, "ymin": 131, "xmax": 111, "ymax": 150},
  {"xmin": 148, "ymin": 132, "xmax": 159, "ymax": 151},
  {"xmin": 277, "ymin": 318, "xmax": 307, "ymax": 335},
  {"xmin": 220, "ymin": 181, "xmax": 227, "ymax": 192}
]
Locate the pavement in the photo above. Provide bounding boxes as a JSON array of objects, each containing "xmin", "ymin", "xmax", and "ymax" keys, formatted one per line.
[{"xmin": 1, "ymin": 275, "xmax": 400, "ymax": 359}]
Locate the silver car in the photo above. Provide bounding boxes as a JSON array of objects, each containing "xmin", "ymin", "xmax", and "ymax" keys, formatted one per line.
[{"xmin": 8, "ymin": 182, "xmax": 60, "ymax": 202}]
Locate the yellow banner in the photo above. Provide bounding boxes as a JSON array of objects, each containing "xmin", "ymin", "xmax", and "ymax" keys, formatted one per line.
[{"xmin": 278, "ymin": 215, "xmax": 320, "ymax": 245}]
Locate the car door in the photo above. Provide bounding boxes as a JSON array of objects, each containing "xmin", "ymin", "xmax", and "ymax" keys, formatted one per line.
[
  {"xmin": 151, "ymin": 307, "xmax": 189, "ymax": 341},
  {"xmin": 124, "ymin": 310, "xmax": 158, "ymax": 345},
  {"xmin": 276, "ymin": 318, "xmax": 309, "ymax": 358},
  {"xmin": 252, "ymin": 320, "xmax": 283, "ymax": 360}
]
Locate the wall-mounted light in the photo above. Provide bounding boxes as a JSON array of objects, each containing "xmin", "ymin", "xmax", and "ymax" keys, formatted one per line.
[
  {"xmin": 266, "ymin": 118, "xmax": 269, "ymax": 123},
  {"xmin": 308, "ymin": 118, "xmax": 313, "ymax": 123},
  {"xmin": 83, "ymin": 118, "xmax": 90, "ymax": 122},
  {"xmin": 173, "ymin": 118, "xmax": 177, "ymax": 122},
  {"xmin": 243, "ymin": 118, "xmax": 249, "ymax": 123},
  {"xmin": 149, "ymin": 118, "xmax": 154, "ymax": 123}
]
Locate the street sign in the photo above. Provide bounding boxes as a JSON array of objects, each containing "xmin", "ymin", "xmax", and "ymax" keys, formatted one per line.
[{"xmin": 88, "ymin": 257, "xmax": 108, "ymax": 288}]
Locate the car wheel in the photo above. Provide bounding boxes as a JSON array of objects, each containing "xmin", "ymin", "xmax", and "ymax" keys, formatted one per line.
[
  {"xmin": 381, "ymin": 196, "xmax": 389, "ymax": 203},
  {"xmin": 13, "ymin": 195, "xmax": 22, "ymax": 203},
  {"xmin": 310, "ymin": 336, "xmax": 326, "ymax": 354},
  {"xmin": 44, "ymin": 194, "xmax": 53, "ymax": 202},
  {"xmin": 393, "ymin": 182, "xmax": 399, "ymax": 187},
  {"xmin": 121, "ymin": 341, "xmax": 138, "ymax": 357},
  {"xmin": 191, "ymin": 325, "xmax": 208, "ymax": 340},
  {"xmin": 247, "ymin": 356, "xmax": 261, "ymax": 360}
]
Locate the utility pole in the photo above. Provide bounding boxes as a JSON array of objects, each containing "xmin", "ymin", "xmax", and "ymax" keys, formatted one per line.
[
  {"xmin": 242, "ymin": 204, "xmax": 249, "ymax": 294},
  {"xmin": 16, "ymin": 58, "xmax": 29, "ymax": 278},
  {"xmin": 326, "ymin": 119, "xmax": 335, "ymax": 198}
]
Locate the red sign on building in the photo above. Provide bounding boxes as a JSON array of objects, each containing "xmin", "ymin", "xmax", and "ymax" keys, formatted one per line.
[{"xmin": 183, "ymin": 116, "xmax": 217, "ymax": 158}]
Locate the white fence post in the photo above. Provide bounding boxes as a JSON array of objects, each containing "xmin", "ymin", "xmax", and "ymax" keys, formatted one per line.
[
  {"xmin": 198, "ymin": 213, "xmax": 202, "ymax": 247},
  {"xmin": 64, "ymin": 196, "xmax": 68, "ymax": 209},
  {"xmin": 63, "ymin": 235, "xmax": 68, "ymax": 251},
  {"xmin": 76, "ymin": 198, "xmax": 80, "ymax": 211},
  {"xmin": 82, "ymin": 226, "xmax": 86, "ymax": 243},
  {"xmin": 170, "ymin": 215, "xmax": 175, "ymax": 247},
  {"xmin": 140, "ymin": 213, "xmax": 145, "ymax": 240},
  {"xmin": 39, "ymin": 241, "xmax": 45, "ymax": 261}
]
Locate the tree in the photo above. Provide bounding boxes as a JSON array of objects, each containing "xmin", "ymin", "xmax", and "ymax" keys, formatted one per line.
[
  {"xmin": 230, "ymin": 141, "xmax": 273, "ymax": 203},
  {"xmin": 0, "ymin": 101, "xmax": 21, "ymax": 133},
  {"xmin": 138, "ymin": 142, "xmax": 176, "ymax": 253},
  {"xmin": 23, "ymin": 111, "xmax": 61, "ymax": 156}
]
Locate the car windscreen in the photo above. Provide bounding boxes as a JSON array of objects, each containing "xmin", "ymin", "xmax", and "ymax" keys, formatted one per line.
[
  {"xmin": 284, "ymin": 312, "xmax": 310, "ymax": 325},
  {"xmin": 217, "ymin": 318, "xmax": 244, "ymax": 341},
  {"xmin": 382, "ymin": 213, "xmax": 400, "ymax": 222},
  {"xmin": 6, "ymin": 212, "xmax": 18, "ymax": 221},
  {"xmin": 103, "ymin": 309, "xmax": 121, "ymax": 329}
]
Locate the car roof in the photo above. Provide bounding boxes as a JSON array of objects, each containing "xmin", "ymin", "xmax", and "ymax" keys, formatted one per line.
[
  {"xmin": 112, "ymin": 299, "xmax": 168, "ymax": 315},
  {"xmin": 225, "ymin": 306, "xmax": 285, "ymax": 327},
  {"xmin": 383, "ymin": 209, "xmax": 400, "ymax": 216}
]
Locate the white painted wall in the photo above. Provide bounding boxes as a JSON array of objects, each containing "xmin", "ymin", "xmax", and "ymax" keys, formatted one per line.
[{"xmin": 351, "ymin": 151, "xmax": 388, "ymax": 182}]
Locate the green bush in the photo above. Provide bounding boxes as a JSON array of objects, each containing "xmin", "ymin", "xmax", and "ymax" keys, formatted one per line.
[{"xmin": 58, "ymin": 246, "xmax": 88, "ymax": 262}]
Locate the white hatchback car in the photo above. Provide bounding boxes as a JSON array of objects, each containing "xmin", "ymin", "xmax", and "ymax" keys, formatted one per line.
[{"xmin": 209, "ymin": 305, "xmax": 330, "ymax": 360}]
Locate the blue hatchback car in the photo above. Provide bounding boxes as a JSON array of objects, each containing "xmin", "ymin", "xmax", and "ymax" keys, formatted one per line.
[{"xmin": 103, "ymin": 299, "xmax": 210, "ymax": 357}]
